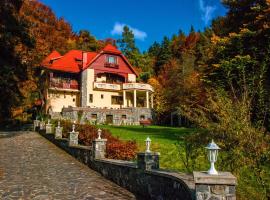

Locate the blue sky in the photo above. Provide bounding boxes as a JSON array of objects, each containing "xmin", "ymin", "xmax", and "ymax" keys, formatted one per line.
[{"xmin": 40, "ymin": 0, "xmax": 227, "ymax": 51}]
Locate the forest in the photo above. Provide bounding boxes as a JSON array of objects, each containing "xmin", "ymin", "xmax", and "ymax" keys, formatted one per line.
[{"xmin": 0, "ymin": 0, "xmax": 270, "ymax": 199}]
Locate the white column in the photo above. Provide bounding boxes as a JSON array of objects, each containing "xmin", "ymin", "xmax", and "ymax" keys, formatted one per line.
[
  {"xmin": 134, "ymin": 90, "xmax": 137, "ymax": 108},
  {"xmin": 151, "ymin": 94, "xmax": 154, "ymax": 108},
  {"xmin": 123, "ymin": 90, "xmax": 126, "ymax": 107},
  {"xmin": 146, "ymin": 91, "xmax": 149, "ymax": 108}
]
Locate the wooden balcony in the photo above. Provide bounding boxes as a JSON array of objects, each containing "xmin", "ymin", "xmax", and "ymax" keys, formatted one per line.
[
  {"xmin": 104, "ymin": 62, "xmax": 119, "ymax": 69},
  {"xmin": 49, "ymin": 79, "xmax": 79, "ymax": 92}
]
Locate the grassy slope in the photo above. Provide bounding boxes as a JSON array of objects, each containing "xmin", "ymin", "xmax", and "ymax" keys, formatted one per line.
[{"xmin": 97, "ymin": 125, "xmax": 197, "ymax": 171}]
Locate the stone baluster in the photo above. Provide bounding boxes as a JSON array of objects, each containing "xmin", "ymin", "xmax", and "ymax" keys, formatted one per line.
[
  {"xmin": 193, "ymin": 172, "xmax": 237, "ymax": 200},
  {"xmin": 45, "ymin": 119, "xmax": 53, "ymax": 134},
  {"xmin": 33, "ymin": 119, "xmax": 40, "ymax": 131},
  {"xmin": 92, "ymin": 129, "xmax": 107, "ymax": 159},
  {"xmin": 69, "ymin": 123, "xmax": 79, "ymax": 146},
  {"xmin": 55, "ymin": 121, "xmax": 63, "ymax": 139},
  {"xmin": 137, "ymin": 137, "xmax": 160, "ymax": 170}
]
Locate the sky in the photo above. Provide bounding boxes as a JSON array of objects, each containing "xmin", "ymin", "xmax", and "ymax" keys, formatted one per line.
[{"xmin": 40, "ymin": 0, "xmax": 227, "ymax": 51}]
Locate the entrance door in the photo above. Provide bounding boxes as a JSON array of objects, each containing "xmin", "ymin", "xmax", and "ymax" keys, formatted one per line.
[{"xmin": 106, "ymin": 115, "xmax": 113, "ymax": 124}]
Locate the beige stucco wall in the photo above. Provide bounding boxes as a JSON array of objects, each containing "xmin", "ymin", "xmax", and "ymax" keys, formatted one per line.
[
  {"xmin": 128, "ymin": 74, "xmax": 136, "ymax": 82},
  {"xmin": 86, "ymin": 68, "xmax": 123, "ymax": 109},
  {"xmin": 47, "ymin": 90, "xmax": 79, "ymax": 112}
]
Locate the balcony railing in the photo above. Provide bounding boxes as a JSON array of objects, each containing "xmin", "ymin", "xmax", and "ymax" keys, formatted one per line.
[
  {"xmin": 123, "ymin": 83, "xmax": 154, "ymax": 92},
  {"xmin": 93, "ymin": 82, "xmax": 121, "ymax": 91},
  {"xmin": 104, "ymin": 62, "xmax": 119, "ymax": 69},
  {"xmin": 50, "ymin": 81, "xmax": 79, "ymax": 91}
]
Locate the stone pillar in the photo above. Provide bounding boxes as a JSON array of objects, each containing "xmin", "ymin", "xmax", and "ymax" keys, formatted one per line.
[
  {"xmin": 193, "ymin": 171, "xmax": 237, "ymax": 200},
  {"xmin": 45, "ymin": 122, "xmax": 53, "ymax": 134},
  {"xmin": 33, "ymin": 120, "xmax": 40, "ymax": 131},
  {"xmin": 55, "ymin": 126, "xmax": 63, "ymax": 139},
  {"xmin": 151, "ymin": 94, "xmax": 154, "ymax": 108},
  {"xmin": 137, "ymin": 152, "xmax": 160, "ymax": 170},
  {"xmin": 69, "ymin": 131, "xmax": 79, "ymax": 146},
  {"xmin": 134, "ymin": 90, "xmax": 137, "ymax": 108},
  {"xmin": 146, "ymin": 91, "xmax": 149, "ymax": 108},
  {"xmin": 123, "ymin": 90, "xmax": 126, "ymax": 107},
  {"xmin": 92, "ymin": 138, "xmax": 107, "ymax": 159},
  {"xmin": 39, "ymin": 121, "xmax": 45, "ymax": 130}
]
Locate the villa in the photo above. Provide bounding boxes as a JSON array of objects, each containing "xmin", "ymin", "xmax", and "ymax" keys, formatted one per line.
[{"xmin": 41, "ymin": 44, "xmax": 154, "ymax": 125}]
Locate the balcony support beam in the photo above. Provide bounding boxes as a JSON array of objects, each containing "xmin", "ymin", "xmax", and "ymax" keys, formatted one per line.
[
  {"xmin": 146, "ymin": 91, "xmax": 149, "ymax": 108},
  {"xmin": 123, "ymin": 90, "xmax": 126, "ymax": 107},
  {"xmin": 134, "ymin": 90, "xmax": 137, "ymax": 108}
]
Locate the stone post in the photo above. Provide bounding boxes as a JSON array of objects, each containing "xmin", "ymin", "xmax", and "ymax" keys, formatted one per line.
[
  {"xmin": 33, "ymin": 120, "xmax": 40, "ymax": 131},
  {"xmin": 69, "ymin": 130, "xmax": 79, "ymax": 146},
  {"xmin": 193, "ymin": 171, "xmax": 237, "ymax": 200},
  {"xmin": 92, "ymin": 138, "xmax": 107, "ymax": 159},
  {"xmin": 39, "ymin": 120, "xmax": 45, "ymax": 130},
  {"xmin": 137, "ymin": 152, "xmax": 160, "ymax": 170},
  {"xmin": 45, "ymin": 120, "xmax": 53, "ymax": 134},
  {"xmin": 55, "ymin": 126, "xmax": 63, "ymax": 139}
]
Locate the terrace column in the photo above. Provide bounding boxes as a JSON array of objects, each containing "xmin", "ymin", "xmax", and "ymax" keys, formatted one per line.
[
  {"xmin": 151, "ymin": 94, "xmax": 154, "ymax": 108},
  {"xmin": 146, "ymin": 91, "xmax": 149, "ymax": 108},
  {"xmin": 123, "ymin": 90, "xmax": 126, "ymax": 107},
  {"xmin": 134, "ymin": 90, "xmax": 137, "ymax": 108}
]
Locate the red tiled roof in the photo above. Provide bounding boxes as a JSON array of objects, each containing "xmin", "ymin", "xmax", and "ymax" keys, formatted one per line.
[
  {"xmin": 41, "ymin": 44, "xmax": 137, "ymax": 75},
  {"xmin": 41, "ymin": 50, "xmax": 62, "ymax": 67},
  {"xmin": 42, "ymin": 50, "xmax": 98, "ymax": 73},
  {"xmin": 102, "ymin": 44, "xmax": 122, "ymax": 54}
]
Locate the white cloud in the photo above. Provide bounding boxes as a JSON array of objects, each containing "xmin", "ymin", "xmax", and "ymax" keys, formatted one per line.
[
  {"xmin": 111, "ymin": 22, "xmax": 147, "ymax": 41},
  {"xmin": 199, "ymin": 0, "xmax": 217, "ymax": 25}
]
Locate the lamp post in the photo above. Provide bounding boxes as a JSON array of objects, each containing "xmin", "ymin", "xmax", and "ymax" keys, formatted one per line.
[
  {"xmin": 206, "ymin": 140, "xmax": 220, "ymax": 175},
  {"xmin": 72, "ymin": 123, "xmax": 75, "ymax": 133},
  {"xmin": 145, "ymin": 137, "xmax": 151, "ymax": 153},
  {"xmin": 98, "ymin": 129, "xmax": 102, "ymax": 139},
  {"xmin": 57, "ymin": 121, "xmax": 60, "ymax": 128}
]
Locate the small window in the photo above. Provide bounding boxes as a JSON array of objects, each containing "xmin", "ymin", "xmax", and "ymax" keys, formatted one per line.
[
  {"xmin": 107, "ymin": 56, "xmax": 117, "ymax": 64},
  {"xmin": 89, "ymin": 94, "xmax": 93, "ymax": 103},
  {"xmin": 101, "ymin": 94, "xmax": 104, "ymax": 99},
  {"xmin": 73, "ymin": 98, "xmax": 75, "ymax": 102},
  {"xmin": 111, "ymin": 96, "xmax": 123, "ymax": 105},
  {"xmin": 91, "ymin": 114, "xmax": 97, "ymax": 119},
  {"xmin": 121, "ymin": 115, "xmax": 127, "ymax": 119}
]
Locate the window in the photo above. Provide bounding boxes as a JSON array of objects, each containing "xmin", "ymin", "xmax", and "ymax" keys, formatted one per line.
[
  {"xmin": 107, "ymin": 56, "xmax": 117, "ymax": 64},
  {"xmin": 140, "ymin": 115, "xmax": 145, "ymax": 120},
  {"xmin": 121, "ymin": 115, "xmax": 127, "ymax": 119},
  {"xmin": 91, "ymin": 114, "xmax": 97, "ymax": 119},
  {"xmin": 89, "ymin": 94, "xmax": 93, "ymax": 103},
  {"xmin": 111, "ymin": 96, "xmax": 123, "ymax": 105},
  {"xmin": 101, "ymin": 94, "xmax": 104, "ymax": 99},
  {"xmin": 73, "ymin": 98, "xmax": 75, "ymax": 102}
]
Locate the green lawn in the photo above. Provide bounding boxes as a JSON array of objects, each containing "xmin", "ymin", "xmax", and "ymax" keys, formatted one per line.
[{"xmin": 97, "ymin": 125, "xmax": 198, "ymax": 171}]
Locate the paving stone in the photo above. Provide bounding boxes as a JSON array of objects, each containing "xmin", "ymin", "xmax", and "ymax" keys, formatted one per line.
[{"xmin": 0, "ymin": 131, "xmax": 136, "ymax": 200}]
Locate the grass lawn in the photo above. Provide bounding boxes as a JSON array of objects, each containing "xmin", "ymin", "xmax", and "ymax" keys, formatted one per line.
[{"xmin": 97, "ymin": 125, "xmax": 198, "ymax": 171}]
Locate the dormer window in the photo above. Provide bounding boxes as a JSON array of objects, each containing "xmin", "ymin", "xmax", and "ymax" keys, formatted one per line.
[
  {"xmin": 105, "ymin": 55, "xmax": 119, "ymax": 68},
  {"xmin": 107, "ymin": 56, "xmax": 117, "ymax": 64}
]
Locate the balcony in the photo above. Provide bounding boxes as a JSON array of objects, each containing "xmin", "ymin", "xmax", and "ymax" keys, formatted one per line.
[
  {"xmin": 104, "ymin": 62, "xmax": 119, "ymax": 69},
  {"xmin": 49, "ymin": 79, "xmax": 79, "ymax": 92},
  {"xmin": 93, "ymin": 82, "xmax": 121, "ymax": 91},
  {"xmin": 123, "ymin": 83, "xmax": 154, "ymax": 92}
]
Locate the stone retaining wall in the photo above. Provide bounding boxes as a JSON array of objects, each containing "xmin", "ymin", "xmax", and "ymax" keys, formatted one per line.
[{"xmin": 39, "ymin": 132, "xmax": 195, "ymax": 200}]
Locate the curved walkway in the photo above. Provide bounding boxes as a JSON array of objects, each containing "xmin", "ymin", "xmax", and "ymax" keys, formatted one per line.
[{"xmin": 0, "ymin": 131, "xmax": 136, "ymax": 200}]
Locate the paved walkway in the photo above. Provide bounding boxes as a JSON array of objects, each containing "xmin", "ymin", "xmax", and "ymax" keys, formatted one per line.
[{"xmin": 0, "ymin": 131, "xmax": 136, "ymax": 200}]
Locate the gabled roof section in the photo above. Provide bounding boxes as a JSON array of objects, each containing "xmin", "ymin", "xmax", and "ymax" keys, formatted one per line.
[
  {"xmin": 41, "ymin": 50, "xmax": 62, "ymax": 67},
  {"xmin": 102, "ymin": 44, "xmax": 122, "ymax": 54}
]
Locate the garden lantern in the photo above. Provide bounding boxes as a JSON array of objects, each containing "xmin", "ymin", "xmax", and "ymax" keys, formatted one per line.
[
  {"xmin": 48, "ymin": 119, "xmax": 50, "ymax": 124},
  {"xmin": 145, "ymin": 137, "xmax": 151, "ymax": 153},
  {"xmin": 206, "ymin": 140, "xmax": 220, "ymax": 175},
  {"xmin": 98, "ymin": 129, "xmax": 102, "ymax": 139}
]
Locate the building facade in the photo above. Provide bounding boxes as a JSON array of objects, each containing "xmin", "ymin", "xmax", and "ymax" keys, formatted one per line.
[{"xmin": 41, "ymin": 44, "xmax": 154, "ymax": 125}]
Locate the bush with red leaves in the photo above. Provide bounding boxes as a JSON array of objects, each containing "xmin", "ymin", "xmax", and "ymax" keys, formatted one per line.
[{"xmin": 58, "ymin": 120, "xmax": 137, "ymax": 160}]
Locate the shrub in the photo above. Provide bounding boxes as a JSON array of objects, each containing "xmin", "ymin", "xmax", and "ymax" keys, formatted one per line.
[{"xmin": 56, "ymin": 120, "xmax": 137, "ymax": 160}]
